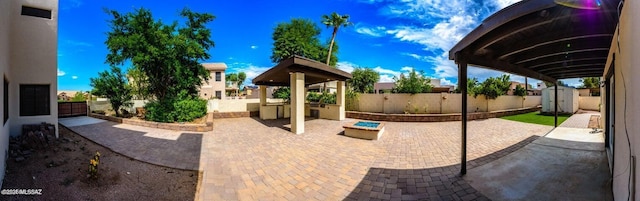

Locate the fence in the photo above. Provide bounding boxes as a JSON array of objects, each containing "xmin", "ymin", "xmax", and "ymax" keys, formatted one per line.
[
  {"xmin": 578, "ymin": 96, "xmax": 601, "ymax": 111},
  {"xmin": 355, "ymin": 93, "xmax": 542, "ymax": 114},
  {"xmin": 58, "ymin": 101, "xmax": 87, "ymax": 117}
]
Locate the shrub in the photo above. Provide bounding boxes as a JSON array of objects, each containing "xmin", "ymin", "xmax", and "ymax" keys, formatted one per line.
[
  {"xmin": 172, "ymin": 97, "xmax": 207, "ymax": 122},
  {"xmin": 345, "ymin": 89, "xmax": 359, "ymax": 111},
  {"xmin": 319, "ymin": 92, "xmax": 336, "ymax": 104},
  {"xmin": 272, "ymin": 87, "xmax": 290, "ymax": 102},
  {"xmin": 306, "ymin": 92, "xmax": 322, "ymax": 103},
  {"xmin": 144, "ymin": 91, "xmax": 207, "ymax": 123},
  {"xmin": 88, "ymin": 151, "xmax": 101, "ymax": 179}
]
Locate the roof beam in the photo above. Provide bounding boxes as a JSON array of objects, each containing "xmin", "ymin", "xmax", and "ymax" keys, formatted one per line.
[
  {"xmin": 528, "ymin": 57, "xmax": 608, "ymax": 69},
  {"xmin": 497, "ymin": 34, "xmax": 613, "ymax": 60},
  {"xmin": 465, "ymin": 56, "xmax": 556, "ymax": 83},
  {"xmin": 514, "ymin": 48, "xmax": 610, "ymax": 65},
  {"xmin": 538, "ymin": 63, "xmax": 606, "ymax": 73}
]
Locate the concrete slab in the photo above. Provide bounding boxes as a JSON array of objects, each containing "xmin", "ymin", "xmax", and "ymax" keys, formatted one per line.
[
  {"xmin": 59, "ymin": 116, "xmax": 106, "ymax": 127},
  {"xmin": 535, "ymin": 127, "xmax": 604, "ymax": 151},
  {"xmin": 465, "ymin": 127, "xmax": 612, "ymax": 201}
]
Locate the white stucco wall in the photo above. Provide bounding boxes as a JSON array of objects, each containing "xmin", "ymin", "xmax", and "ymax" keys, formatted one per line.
[
  {"xmin": 8, "ymin": 0, "xmax": 59, "ymax": 137},
  {"xmin": 0, "ymin": 0, "xmax": 58, "ymax": 188},
  {"xmin": 606, "ymin": 1, "xmax": 640, "ymax": 200}
]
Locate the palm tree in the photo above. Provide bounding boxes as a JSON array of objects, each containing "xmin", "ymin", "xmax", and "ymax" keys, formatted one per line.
[{"xmin": 321, "ymin": 12, "xmax": 352, "ymax": 65}]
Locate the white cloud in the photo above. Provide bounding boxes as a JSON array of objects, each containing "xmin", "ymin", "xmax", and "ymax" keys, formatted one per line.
[
  {"xmin": 57, "ymin": 69, "xmax": 66, "ymax": 76},
  {"xmin": 440, "ymin": 78, "xmax": 455, "ymax": 86},
  {"xmin": 71, "ymin": 76, "xmax": 78, "ymax": 80},
  {"xmin": 250, "ymin": 45, "xmax": 258, "ymax": 49},
  {"xmin": 402, "ymin": 53, "xmax": 429, "ymax": 61},
  {"xmin": 373, "ymin": 66, "xmax": 400, "ymax": 77},
  {"xmin": 355, "ymin": 25, "xmax": 387, "ymax": 37},
  {"xmin": 400, "ymin": 66, "xmax": 413, "ymax": 72},
  {"xmin": 65, "ymin": 40, "xmax": 92, "ymax": 47},
  {"xmin": 379, "ymin": 74, "xmax": 395, "ymax": 82},
  {"xmin": 337, "ymin": 61, "xmax": 358, "ymax": 73},
  {"xmin": 494, "ymin": 0, "xmax": 521, "ymax": 9}
]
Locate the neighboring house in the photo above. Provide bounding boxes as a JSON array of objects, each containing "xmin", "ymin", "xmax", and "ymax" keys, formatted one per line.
[
  {"xmin": 199, "ymin": 63, "xmax": 227, "ymax": 100},
  {"xmin": 373, "ymin": 81, "xmax": 454, "ymax": 94},
  {"xmin": 537, "ymin": 82, "xmax": 547, "ymax": 89},
  {"xmin": 245, "ymin": 85, "xmax": 277, "ymax": 99},
  {"xmin": 57, "ymin": 90, "xmax": 82, "ymax": 101},
  {"xmin": 0, "ymin": 0, "xmax": 59, "ymax": 186},
  {"xmin": 373, "ymin": 82, "xmax": 394, "ymax": 94},
  {"xmin": 577, "ymin": 88, "xmax": 600, "ymax": 96},
  {"xmin": 308, "ymin": 81, "xmax": 337, "ymax": 93}
]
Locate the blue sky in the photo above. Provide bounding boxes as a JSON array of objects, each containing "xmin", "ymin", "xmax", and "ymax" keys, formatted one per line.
[{"xmin": 57, "ymin": 0, "xmax": 582, "ymax": 91}]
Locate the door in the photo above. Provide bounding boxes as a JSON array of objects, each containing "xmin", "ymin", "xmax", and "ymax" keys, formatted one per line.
[
  {"xmin": 549, "ymin": 88, "xmax": 564, "ymax": 113},
  {"xmin": 605, "ymin": 72, "xmax": 615, "ymax": 172}
]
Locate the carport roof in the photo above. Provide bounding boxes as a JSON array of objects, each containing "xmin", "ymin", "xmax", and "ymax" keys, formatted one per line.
[
  {"xmin": 449, "ymin": 0, "xmax": 618, "ymax": 82},
  {"xmin": 252, "ymin": 56, "xmax": 353, "ymax": 86}
]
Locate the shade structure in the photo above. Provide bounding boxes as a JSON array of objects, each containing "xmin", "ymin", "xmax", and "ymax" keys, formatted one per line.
[
  {"xmin": 252, "ymin": 56, "xmax": 352, "ymax": 86},
  {"xmin": 449, "ymin": 0, "xmax": 618, "ymax": 81}
]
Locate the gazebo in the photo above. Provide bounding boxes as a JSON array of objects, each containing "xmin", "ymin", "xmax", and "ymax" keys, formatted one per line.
[
  {"xmin": 252, "ymin": 56, "xmax": 353, "ymax": 134},
  {"xmin": 449, "ymin": 0, "xmax": 617, "ymax": 174}
]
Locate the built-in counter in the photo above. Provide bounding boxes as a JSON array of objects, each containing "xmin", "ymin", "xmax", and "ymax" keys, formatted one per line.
[{"xmin": 259, "ymin": 103, "xmax": 311, "ymax": 120}]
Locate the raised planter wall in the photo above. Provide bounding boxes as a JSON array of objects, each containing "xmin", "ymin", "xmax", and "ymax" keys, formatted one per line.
[
  {"xmin": 88, "ymin": 113, "xmax": 213, "ymax": 132},
  {"xmin": 346, "ymin": 106, "xmax": 540, "ymax": 122}
]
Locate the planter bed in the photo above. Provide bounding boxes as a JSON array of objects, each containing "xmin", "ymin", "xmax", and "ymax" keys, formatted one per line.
[{"xmin": 89, "ymin": 113, "xmax": 213, "ymax": 132}]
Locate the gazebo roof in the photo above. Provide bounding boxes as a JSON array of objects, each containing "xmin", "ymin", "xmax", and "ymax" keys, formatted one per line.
[
  {"xmin": 252, "ymin": 56, "xmax": 352, "ymax": 86},
  {"xmin": 449, "ymin": 0, "xmax": 618, "ymax": 82}
]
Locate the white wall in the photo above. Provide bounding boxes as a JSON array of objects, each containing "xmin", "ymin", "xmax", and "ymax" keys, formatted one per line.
[
  {"xmin": 606, "ymin": 1, "xmax": 640, "ymax": 200},
  {"xmin": 0, "ymin": 0, "xmax": 58, "ymax": 188},
  {"xmin": 207, "ymin": 98, "xmax": 284, "ymax": 112},
  {"xmin": 8, "ymin": 0, "xmax": 59, "ymax": 137}
]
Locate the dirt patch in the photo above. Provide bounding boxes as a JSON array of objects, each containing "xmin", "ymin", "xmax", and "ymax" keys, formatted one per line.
[
  {"xmin": 2, "ymin": 125, "xmax": 200, "ymax": 200},
  {"xmin": 588, "ymin": 115, "xmax": 601, "ymax": 129}
]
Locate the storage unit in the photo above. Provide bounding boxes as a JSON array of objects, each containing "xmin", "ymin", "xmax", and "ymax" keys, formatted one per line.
[{"xmin": 541, "ymin": 86, "xmax": 579, "ymax": 114}]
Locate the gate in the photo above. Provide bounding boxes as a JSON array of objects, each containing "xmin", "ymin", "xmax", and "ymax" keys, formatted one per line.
[{"xmin": 58, "ymin": 101, "xmax": 88, "ymax": 117}]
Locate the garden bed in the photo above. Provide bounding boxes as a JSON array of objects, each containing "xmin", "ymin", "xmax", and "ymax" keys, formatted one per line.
[{"xmin": 89, "ymin": 112, "xmax": 213, "ymax": 132}]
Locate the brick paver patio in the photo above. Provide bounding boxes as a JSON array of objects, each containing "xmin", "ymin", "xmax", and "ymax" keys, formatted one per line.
[
  {"xmin": 197, "ymin": 118, "xmax": 553, "ymax": 200},
  {"xmin": 61, "ymin": 115, "xmax": 558, "ymax": 200}
]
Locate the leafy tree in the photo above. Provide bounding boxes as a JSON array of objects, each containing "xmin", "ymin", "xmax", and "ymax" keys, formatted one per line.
[
  {"xmin": 105, "ymin": 7, "xmax": 214, "ymax": 101},
  {"xmin": 237, "ymin": 72, "xmax": 246, "ymax": 89},
  {"xmin": 90, "ymin": 66, "xmax": 132, "ymax": 117},
  {"xmin": 272, "ymin": 87, "xmax": 290, "ymax": 102},
  {"xmin": 104, "ymin": 8, "xmax": 214, "ymax": 122},
  {"xmin": 71, "ymin": 92, "xmax": 86, "ymax": 102},
  {"xmin": 393, "ymin": 69, "xmax": 432, "ymax": 94},
  {"xmin": 271, "ymin": 18, "xmax": 337, "ymax": 66},
  {"xmin": 348, "ymin": 67, "xmax": 379, "ymax": 93},
  {"xmin": 478, "ymin": 74, "xmax": 511, "ymax": 99},
  {"xmin": 127, "ymin": 66, "xmax": 150, "ymax": 100},
  {"xmin": 580, "ymin": 77, "xmax": 600, "ymax": 88},
  {"xmin": 321, "ymin": 12, "xmax": 352, "ymax": 65},
  {"xmin": 455, "ymin": 78, "xmax": 481, "ymax": 97},
  {"xmin": 545, "ymin": 80, "xmax": 569, "ymax": 87},
  {"xmin": 514, "ymin": 85, "xmax": 527, "ymax": 97}
]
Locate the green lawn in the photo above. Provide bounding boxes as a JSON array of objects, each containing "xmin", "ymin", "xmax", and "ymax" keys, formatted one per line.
[{"xmin": 500, "ymin": 111, "xmax": 571, "ymax": 126}]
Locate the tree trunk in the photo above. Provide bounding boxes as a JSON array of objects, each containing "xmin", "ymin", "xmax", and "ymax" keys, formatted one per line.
[{"xmin": 325, "ymin": 28, "xmax": 338, "ymax": 93}]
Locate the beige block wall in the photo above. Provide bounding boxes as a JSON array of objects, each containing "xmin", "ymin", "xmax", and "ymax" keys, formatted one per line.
[
  {"xmin": 578, "ymin": 96, "xmax": 600, "ymax": 111},
  {"xmin": 605, "ymin": 2, "xmax": 640, "ymax": 199},
  {"xmin": 357, "ymin": 93, "xmax": 539, "ymax": 114}
]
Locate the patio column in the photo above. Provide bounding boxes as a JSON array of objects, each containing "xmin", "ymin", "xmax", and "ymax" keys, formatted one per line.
[
  {"xmin": 337, "ymin": 81, "xmax": 345, "ymax": 120},
  {"xmin": 259, "ymin": 85, "xmax": 267, "ymax": 106},
  {"xmin": 458, "ymin": 61, "xmax": 468, "ymax": 175},
  {"xmin": 525, "ymin": 77, "xmax": 528, "ymax": 94},
  {"xmin": 554, "ymin": 83, "xmax": 558, "ymax": 127},
  {"xmin": 291, "ymin": 72, "xmax": 305, "ymax": 134}
]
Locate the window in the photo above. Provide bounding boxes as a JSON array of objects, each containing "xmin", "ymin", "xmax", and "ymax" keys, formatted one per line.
[
  {"xmin": 21, "ymin": 6, "xmax": 52, "ymax": 19},
  {"xmin": 215, "ymin": 72, "xmax": 221, "ymax": 82},
  {"xmin": 3, "ymin": 76, "xmax": 8, "ymax": 125},
  {"xmin": 215, "ymin": 91, "xmax": 222, "ymax": 99},
  {"xmin": 20, "ymin": 85, "xmax": 50, "ymax": 116}
]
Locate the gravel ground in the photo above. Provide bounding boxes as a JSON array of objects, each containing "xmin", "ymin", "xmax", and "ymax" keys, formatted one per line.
[{"xmin": 1, "ymin": 125, "xmax": 200, "ymax": 201}]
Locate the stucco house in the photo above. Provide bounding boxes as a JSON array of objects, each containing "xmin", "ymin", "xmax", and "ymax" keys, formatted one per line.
[
  {"xmin": 199, "ymin": 63, "xmax": 227, "ymax": 100},
  {"xmin": 1, "ymin": 0, "xmax": 59, "ymax": 186}
]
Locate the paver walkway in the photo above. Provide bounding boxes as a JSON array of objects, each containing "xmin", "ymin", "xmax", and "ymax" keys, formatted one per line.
[
  {"xmin": 60, "ymin": 116, "xmax": 203, "ymax": 170},
  {"xmin": 559, "ymin": 110, "xmax": 601, "ymax": 128}
]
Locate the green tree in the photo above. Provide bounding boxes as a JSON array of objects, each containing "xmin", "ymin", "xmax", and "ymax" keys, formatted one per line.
[
  {"xmin": 70, "ymin": 91, "xmax": 86, "ymax": 102},
  {"xmin": 478, "ymin": 74, "xmax": 511, "ymax": 99},
  {"xmin": 272, "ymin": 87, "xmax": 290, "ymax": 103},
  {"xmin": 514, "ymin": 85, "xmax": 527, "ymax": 97},
  {"xmin": 348, "ymin": 67, "xmax": 379, "ymax": 93},
  {"xmin": 393, "ymin": 69, "xmax": 432, "ymax": 94},
  {"xmin": 127, "ymin": 66, "xmax": 150, "ymax": 100},
  {"xmin": 237, "ymin": 72, "xmax": 247, "ymax": 89},
  {"xmin": 456, "ymin": 78, "xmax": 482, "ymax": 97},
  {"xmin": 90, "ymin": 66, "xmax": 133, "ymax": 117},
  {"xmin": 270, "ymin": 18, "xmax": 337, "ymax": 66},
  {"xmin": 321, "ymin": 12, "xmax": 352, "ymax": 65},
  {"xmin": 580, "ymin": 77, "xmax": 600, "ymax": 88},
  {"xmin": 104, "ymin": 8, "xmax": 214, "ymax": 122},
  {"xmin": 105, "ymin": 7, "xmax": 214, "ymax": 101}
]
